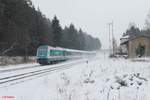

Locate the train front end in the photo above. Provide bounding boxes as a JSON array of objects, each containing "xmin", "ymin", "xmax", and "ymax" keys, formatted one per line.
[{"xmin": 36, "ymin": 45, "xmax": 49, "ymax": 65}]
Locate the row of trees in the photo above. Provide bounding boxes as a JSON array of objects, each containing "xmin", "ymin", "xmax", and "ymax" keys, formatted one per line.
[
  {"xmin": 123, "ymin": 24, "xmax": 150, "ymax": 39},
  {"xmin": 123, "ymin": 11, "xmax": 150, "ymax": 38},
  {"xmin": 0, "ymin": 0, "xmax": 101, "ymax": 56}
]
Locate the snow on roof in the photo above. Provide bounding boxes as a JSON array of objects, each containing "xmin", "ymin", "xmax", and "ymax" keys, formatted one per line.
[
  {"xmin": 120, "ymin": 35, "xmax": 129, "ymax": 39},
  {"xmin": 123, "ymin": 35, "xmax": 129, "ymax": 38}
]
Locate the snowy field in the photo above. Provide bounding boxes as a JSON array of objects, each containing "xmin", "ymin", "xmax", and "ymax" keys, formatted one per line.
[{"xmin": 0, "ymin": 52, "xmax": 150, "ymax": 100}]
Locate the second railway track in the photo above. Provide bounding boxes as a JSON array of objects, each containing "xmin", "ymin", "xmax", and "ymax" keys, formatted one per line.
[{"xmin": 0, "ymin": 59, "xmax": 87, "ymax": 87}]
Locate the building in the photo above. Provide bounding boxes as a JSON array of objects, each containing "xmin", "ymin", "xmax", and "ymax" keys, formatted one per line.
[
  {"xmin": 120, "ymin": 35, "xmax": 129, "ymax": 55},
  {"xmin": 120, "ymin": 34, "xmax": 150, "ymax": 58}
]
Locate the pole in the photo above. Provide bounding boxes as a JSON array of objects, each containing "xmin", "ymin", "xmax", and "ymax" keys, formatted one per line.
[
  {"xmin": 112, "ymin": 21, "xmax": 114, "ymax": 55},
  {"xmin": 108, "ymin": 23, "xmax": 112, "ymax": 55}
]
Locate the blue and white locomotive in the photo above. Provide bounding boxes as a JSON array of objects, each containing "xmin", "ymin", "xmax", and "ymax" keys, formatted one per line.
[{"xmin": 36, "ymin": 45, "xmax": 95, "ymax": 65}]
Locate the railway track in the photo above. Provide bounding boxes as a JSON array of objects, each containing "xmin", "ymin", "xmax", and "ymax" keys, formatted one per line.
[
  {"xmin": 0, "ymin": 65, "xmax": 40, "ymax": 73},
  {"xmin": 0, "ymin": 59, "xmax": 87, "ymax": 87},
  {"xmin": 0, "ymin": 59, "xmax": 79, "ymax": 73}
]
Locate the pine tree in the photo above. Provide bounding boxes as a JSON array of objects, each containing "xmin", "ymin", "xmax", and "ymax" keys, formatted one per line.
[{"xmin": 51, "ymin": 16, "xmax": 62, "ymax": 47}]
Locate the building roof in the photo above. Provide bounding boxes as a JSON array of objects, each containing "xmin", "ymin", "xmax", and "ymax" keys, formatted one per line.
[
  {"xmin": 120, "ymin": 35, "xmax": 129, "ymax": 45},
  {"xmin": 120, "ymin": 33, "xmax": 150, "ymax": 45},
  {"xmin": 129, "ymin": 34, "xmax": 150, "ymax": 41}
]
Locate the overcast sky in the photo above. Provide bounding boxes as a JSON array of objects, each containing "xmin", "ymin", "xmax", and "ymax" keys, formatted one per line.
[{"xmin": 31, "ymin": 0, "xmax": 150, "ymax": 49}]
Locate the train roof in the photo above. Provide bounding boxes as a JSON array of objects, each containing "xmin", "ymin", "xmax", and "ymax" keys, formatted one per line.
[
  {"xmin": 38, "ymin": 45, "xmax": 95, "ymax": 54},
  {"xmin": 55, "ymin": 46, "xmax": 95, "ymax": 54}
]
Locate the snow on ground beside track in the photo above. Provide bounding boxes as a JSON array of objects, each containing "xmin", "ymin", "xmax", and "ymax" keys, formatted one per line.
[
  {"xmin": 0, "ymin": 52, "xmax": 150, "ymax": 100},
  {"xmin": 0, "ymin": 59, "xmax": 85, "ymax": 71},
  {"xmin": 0, "ymin": 63, "xmax": 39, "ymax": 70}
]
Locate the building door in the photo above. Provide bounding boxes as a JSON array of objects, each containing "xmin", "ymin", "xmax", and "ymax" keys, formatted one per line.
[{"xmin": 136, "ymin": 44, "xmax": 145, "ymax": 57}]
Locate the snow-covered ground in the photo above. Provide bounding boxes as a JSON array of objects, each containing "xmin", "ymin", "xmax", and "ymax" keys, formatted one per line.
[{"xmin": 0, "ymin": 52, "xmax": 150, "ymax": 100}]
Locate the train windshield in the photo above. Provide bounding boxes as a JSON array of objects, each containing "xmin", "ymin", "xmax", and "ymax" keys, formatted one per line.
[{"xmin": 37, "ymin": 48, "xmax": 48, "ymax": 58}]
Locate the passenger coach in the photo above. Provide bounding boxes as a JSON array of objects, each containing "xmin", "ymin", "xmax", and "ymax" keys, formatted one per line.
[{"xmin": 36, "ymin": 45, "xmax": 95, "ymax": 65}]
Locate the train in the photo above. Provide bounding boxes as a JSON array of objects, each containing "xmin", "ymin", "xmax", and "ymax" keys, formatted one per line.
[{"xmin": 36, "ymin": 45, "xmax": 95, "ymax": 65}]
